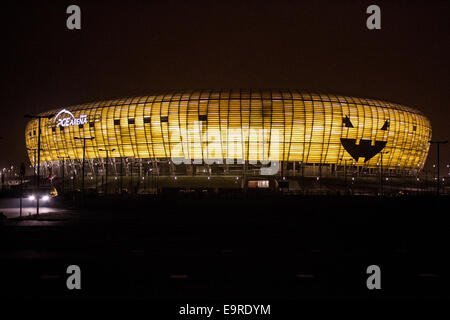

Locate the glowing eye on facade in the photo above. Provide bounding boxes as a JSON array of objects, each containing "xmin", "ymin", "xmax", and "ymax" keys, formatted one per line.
[
  {"xmin": 342, "ymin": 115, "xmax": 354, "ymax": 128},
  {"xmin": 380, "ymin": 120, "xmax": 390, "ymax": 131}
]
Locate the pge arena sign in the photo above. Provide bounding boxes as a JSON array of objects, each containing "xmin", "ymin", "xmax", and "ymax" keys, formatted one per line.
[{"xmin": 54, "ymin": 109, "xmax": 87, "ymax": 127}]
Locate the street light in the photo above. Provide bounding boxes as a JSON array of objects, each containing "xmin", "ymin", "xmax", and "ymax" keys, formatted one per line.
[
  {"xmin": 57, "ymin": 156, "xmax": 70, "ymax": 193},
  {"xmin": 26, "ymin": 147, "xmax": 38, "ymax": 185},
  {"xmin": 0, "ymin": 137, "xmax": 3, "ymax": 191},
  {"xmin": 98, "ymin": 148, "xmax": 115, "ymax": 195},
  {"xmin": 429, "ymin": 140, "xmax": 448, "ymax": 196},
  {"xmin": 24, "ymin": 113, "xmax": 54, "ymax": 216},
  {"xmin": 340, "ymin": 158, "xmax": 353, "ymax": 195},
  {"xmin": 379, "ymin": 151, "xmax": 389, "ymax": 196},
  {"xmin": 74, "ymin": 136, "xmax": 95, "ymax": 202}
]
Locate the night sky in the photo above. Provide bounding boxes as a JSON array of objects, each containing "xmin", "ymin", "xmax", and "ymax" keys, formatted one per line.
[{"xmin": 1, "ymin": 0, "xmax": 448, "ymax": 170}]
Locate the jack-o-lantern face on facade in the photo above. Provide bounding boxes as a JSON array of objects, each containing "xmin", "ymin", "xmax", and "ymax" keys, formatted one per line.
[
  {"xmin": 335, "ymin": 99, "xmax": 431, "ymax": 170},
  {"xmin": 340, "ymin": 115, "xmax": 389, "ymax": 162}
]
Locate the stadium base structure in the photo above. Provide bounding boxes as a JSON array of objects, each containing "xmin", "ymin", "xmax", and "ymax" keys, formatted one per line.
[{"xmin": 25, "ymin": 90, "xmax": 432, "ymax": 194}]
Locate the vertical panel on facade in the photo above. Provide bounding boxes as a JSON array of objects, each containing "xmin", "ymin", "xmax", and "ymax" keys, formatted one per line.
[
  {"xmin": 219, "ymin": 91, "xmax": 229, "ymax": 161},
  {"xmin": 150, "ymin": 98, "xmax": 163, "ymax": 158},
  {"xmin": 186, "ymin": 97, "xmax": 199, "ymax": 160},
  {"xmin": 303, "ymin": 100, "xmax": 314, "ymax": 163},
  {"xmin": 282, "ymin": 91, "xmax": 294, "ymax": 161},
  {"xmin": 228, "ymin": 95, "xmax": 242, "ymax": 161},
  {"xmin": 168, "ymin": 93, "xmax": 181, "ymax": 160},
  {"xmin": 160, "ymin": 98, "xmax": 171, "ymax": 159},
  {"xmin": 240, "ymin": 93, "xmax": 250, "ymax": 162},
  {"xmin": 321, "ymin": 99, "xmax": 334, "ymax": 163},
  {"xmin": 248, "ymin": 94, "xmax": 262, "ymax": 162},
  {"xmin": 206, "ymin": 97, "xmax": 222, "ymax": 161},
  {"xmin": 199, "ymin": 94, "xmax": 209, "ymax": 160},
  {"xmin": 119, "ymin": 104, "xmax": 131, "ymax": 157},
  {"xmin": 143, "ymin": 97, "xmax": 155, "ymax": 158},
  {"xmin": 271, "ymin": 97, "xmax": 284, "ymax": 161},
  {"xmin": 135, "ymin": 103, "xmax": 147, "ymax": 158},
  {"xmin": 178, "ymin": 96, "xmax": 189, "ymax": 161}
]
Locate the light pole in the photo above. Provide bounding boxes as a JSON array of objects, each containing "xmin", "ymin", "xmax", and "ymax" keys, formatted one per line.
[
  {"xmin": 120, "ymin": 157, "xmax": 124, "ymax": 195},
  {"xmin": 19, "ymin": 163, "xmax": 25, "ymax": 218},
  {"xmin": 340, "ymin": 158, "xmax": 353, "ymax": 195},
  {"xmin": 26, "ymin": 147, "xmax": 38, "ymax": 186},
  {"xmin": 379, "ymin": 151, "xmax": 389, "ymax": 196},
  {"xmin": 429, "ymin": 140, "xmax": 448, "ymax": 196},
  {"xmin": 99, "ymin": 148, "xmax": 115, "ymax": 196},
  {"xmin": 26, "ymin": 147, "xmax": 40, "ymax": 216},
  {"xmin": 57, "ymin": 156, "xmax": 70, "ymax": 193},
  {"xmin": 74, "ymin": 136, "xmax": 95, "ymax": 203},
  {"xmin": 0, "ymin": 138, "xmax": 3, "ymax": 191},
  {"xmin": 24, "ymin": 114, "xmax": 54, "ymax": 216}
]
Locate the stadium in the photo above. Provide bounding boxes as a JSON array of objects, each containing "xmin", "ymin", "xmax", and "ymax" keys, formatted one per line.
[{"xmin": 24, "ymin": 89, "xmax": 432, "ymax": 194}]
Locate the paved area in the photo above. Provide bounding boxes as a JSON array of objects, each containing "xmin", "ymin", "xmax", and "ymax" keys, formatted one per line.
[
  {"xmin": 0, "ymin": 206, "xmax": 69, "ymax": 219},
  {"xmin": 0, "ymin": 195, "xmax": 448, "ymax": 300},
  {"xmin": 0, "ymin": 197, "xmax": 73, "ymax": 219}
]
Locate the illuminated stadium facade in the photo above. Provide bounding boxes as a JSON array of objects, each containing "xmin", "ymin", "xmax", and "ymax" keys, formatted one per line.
[{"xmin": 24, "ymin": 90, "xmax": 432, "ymax": 192}]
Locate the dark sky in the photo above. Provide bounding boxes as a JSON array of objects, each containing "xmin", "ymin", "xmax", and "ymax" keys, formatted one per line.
[{"xmin": 1, "ymin": 0, "xmax": 449, "ymax": 170}]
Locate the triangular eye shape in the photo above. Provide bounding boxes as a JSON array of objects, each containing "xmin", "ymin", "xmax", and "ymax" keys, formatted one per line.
[
  {"xmin": 380, "ymin": 120, "xmax": 390, "ymax": 130},
  {"xmin": 343, "ymin": 115, "xmax": 354, "ymax": 128}
]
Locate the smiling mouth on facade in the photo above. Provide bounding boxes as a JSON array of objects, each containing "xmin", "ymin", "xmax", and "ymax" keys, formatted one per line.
[{"xmin": 340, "ymin": 138, "xmax": 387, "ymax": 162}]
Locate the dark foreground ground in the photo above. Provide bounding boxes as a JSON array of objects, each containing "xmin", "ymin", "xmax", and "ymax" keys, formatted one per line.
[{"xmin": 0, "ymin": 194, "xmax": 449, "ymax": 304}]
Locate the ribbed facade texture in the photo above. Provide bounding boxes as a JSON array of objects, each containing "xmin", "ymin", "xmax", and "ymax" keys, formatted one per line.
[{"xmin": 25, "ymin": 90, "xmax": 432, "ymax": 170}]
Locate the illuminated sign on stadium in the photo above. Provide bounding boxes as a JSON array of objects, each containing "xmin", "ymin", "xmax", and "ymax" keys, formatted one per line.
[{"xmin": 54, "ymin": 109, "xmax": 87, "ymax": 127}]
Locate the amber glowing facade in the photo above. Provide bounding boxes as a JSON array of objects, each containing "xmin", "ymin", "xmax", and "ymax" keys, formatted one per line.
[{"xmin": 25, "ymin": 90, "xmax": 431, "ymax": 171}]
